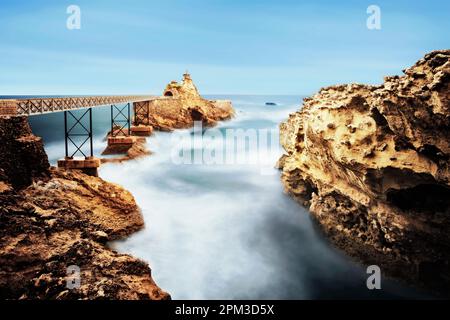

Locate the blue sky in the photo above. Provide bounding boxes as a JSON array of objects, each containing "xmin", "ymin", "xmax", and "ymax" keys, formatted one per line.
[{"xmin": 0, "ymin": 0, "xmax": 449, "ymax": 95}]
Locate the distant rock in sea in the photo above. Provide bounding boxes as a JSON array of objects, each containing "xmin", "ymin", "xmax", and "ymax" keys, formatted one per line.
[
  {"xmin": 278, "ymin": 50, "xmax": 450, "ymax": 294},
  {"xmin": 265, "ymin": 102, "xmax": 277, "ymax": 106}
]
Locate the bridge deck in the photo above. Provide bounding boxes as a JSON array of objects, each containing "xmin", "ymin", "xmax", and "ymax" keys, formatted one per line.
[{"xmin": 0, "ymin": 95, "xmax": 157, "ymax": 116}]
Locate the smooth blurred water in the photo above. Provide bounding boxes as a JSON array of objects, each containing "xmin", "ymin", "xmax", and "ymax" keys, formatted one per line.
[{"xmin": 27, "ymin": 95, "xmax": 428, "ymax": 299}]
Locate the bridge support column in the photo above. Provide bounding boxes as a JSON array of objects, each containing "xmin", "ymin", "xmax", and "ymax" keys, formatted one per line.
[
  {"xmin": 57, "ymin": 108, "xmax": 100, "ymax": 176},
  {"xmin": 110, "ymin": 103, "xmax": 131, "ymax": 137},
  {"xmin": 103, "ymin": 103, "xmax": 136, "ymax": 155},
  {"xmin": 131, "ymin": 101, "xmax": 153, "ymax": 136}
]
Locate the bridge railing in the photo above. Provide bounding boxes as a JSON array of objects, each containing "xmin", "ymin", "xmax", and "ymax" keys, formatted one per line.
[{"xmin": 0, "ymin": 95, "xmax": 157, "ymax": 116}]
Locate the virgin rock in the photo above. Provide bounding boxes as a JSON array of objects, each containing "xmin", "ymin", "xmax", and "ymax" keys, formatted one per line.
[{"xmin": 136, "ymin": 72, "xmax": 234, "ymax": 131}]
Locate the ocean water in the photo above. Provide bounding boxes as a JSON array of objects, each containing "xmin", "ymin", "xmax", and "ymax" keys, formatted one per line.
[{"xmin": 26, "ymin": 95, "xmax": 429, "ymax": 299}]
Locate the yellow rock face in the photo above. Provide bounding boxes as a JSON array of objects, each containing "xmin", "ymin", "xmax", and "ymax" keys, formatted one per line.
[
  {"xmin": 143, "ymin": 73, "xmax": 234, "ymax": 131},
  {"xmin": 279, "ymin": 50, "xmax": 450, "ymax": 292},
  {"xmin": 163, "ymin": 72, "xmax": 201, "ymax": 99}
]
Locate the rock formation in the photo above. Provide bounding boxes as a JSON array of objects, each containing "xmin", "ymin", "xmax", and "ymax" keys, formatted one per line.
[
  {"xmin": 0, "ymin": 116, "xmax": 169, "ymax": 299},
  {"xmin": 278, "ymin": 50, "xmax": 450, "ymax": 293},
  {"xmin": 0, "ymin": 117, "xmax": 49, "ymax": 190},
  {"xmin": 139, "ymin": 72, "xmax": 234, "ymax": 131}
]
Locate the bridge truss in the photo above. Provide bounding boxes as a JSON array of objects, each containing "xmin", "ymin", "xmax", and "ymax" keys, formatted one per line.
[{"xmin": 0, "ymin": 95, "xmax": 155, "ymax": 116}]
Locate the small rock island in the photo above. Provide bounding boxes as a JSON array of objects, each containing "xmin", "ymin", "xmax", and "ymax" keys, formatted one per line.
[{"xmin": 140, "ymin": 72, "xmax": 234, "ymax": 131}]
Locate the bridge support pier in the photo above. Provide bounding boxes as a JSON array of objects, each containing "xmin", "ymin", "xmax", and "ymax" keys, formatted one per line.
[
  {"xmin": 57, "ymin": 157, "xmax": 101, "ymax": 177},
  {"xmin": 131, "ymin": 101, "xmax": 153, "ymax": 136},
  {"xmin": 57, "ymin": 108, "xmax": 100, "ymax": 176},
  {"xmin": 130, "ymin": 125, "xmax": 153, "ymax": 136}
]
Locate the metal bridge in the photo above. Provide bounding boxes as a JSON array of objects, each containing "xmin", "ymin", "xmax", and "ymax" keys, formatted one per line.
[
  {"xmin": 0, "ymin": 95, "xmax": 156, "ymax": 116},
  {"xmin": 0, "ymin": 95, "xmax": 160, "ymax": 175}
]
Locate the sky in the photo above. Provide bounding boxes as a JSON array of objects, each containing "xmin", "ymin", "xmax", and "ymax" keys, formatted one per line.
[{"xmin": 0, "ymin": 0, "xmax": 449, "ymax": 95}]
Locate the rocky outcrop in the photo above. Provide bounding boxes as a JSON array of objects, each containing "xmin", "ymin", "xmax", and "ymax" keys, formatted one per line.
[
  {"xmin": 0, "ymin": 117, "xmax": 49, "ymax": 190},
  {"xmin": 142, "ymin": 73, "xmax": 234, "ymax": 131},
  {"xmin": 278, "ymin": 50, "xmax": 450, "ymax": 293},
  {"xmin": 0, "ymin": 116, "xmax": 169, "ymax": 299}
]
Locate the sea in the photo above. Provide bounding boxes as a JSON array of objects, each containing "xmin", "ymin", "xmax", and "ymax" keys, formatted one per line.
[{"xmin": 15, "ymin": 94, "xmax": 431, "ymax": 299}]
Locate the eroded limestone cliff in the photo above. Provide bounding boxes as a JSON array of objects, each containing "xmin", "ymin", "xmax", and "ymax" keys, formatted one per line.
[
  {"xmin": 0, "ymin": 116, "xmax": 169, "ymax": 299},
  {"xmin": 278, "ymin": 50, "xmax": 450, "ymax": 293},
  {"xmin": 142, "ymin": 73, "xmax": 234, "ymax": 131}
]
